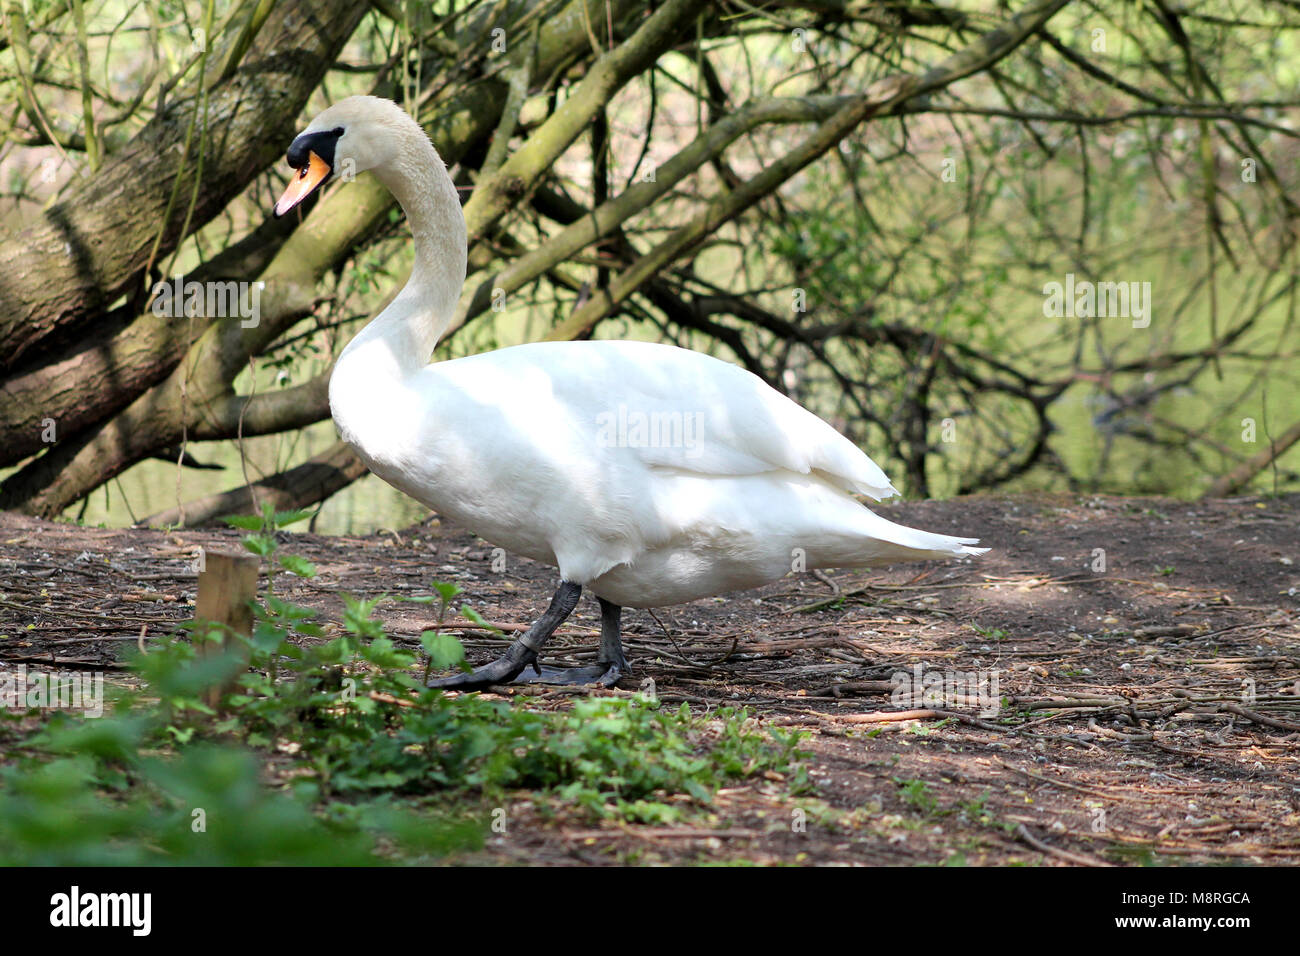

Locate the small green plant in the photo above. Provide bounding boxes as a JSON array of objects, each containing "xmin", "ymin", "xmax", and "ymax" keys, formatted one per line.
[
  {"xmin": 894, "ymin": 778, "xmax": 942, "ymax": 816},
  {"xmin": 970, "ymin": 623, "xmax": 1008, "ymax": 642},
  {"xmin": 957, "ymin": 791, "xmax": 995, "ymax": 826},
  {"xmin": 1105, "ymin": 843, "xmax": 1160, "ymax": 866},
  {"xmin": 398, "ymin": 580, "xmax": 498, "ymax": 682},
  {"xmin": 208, "ymin": 589, "xmax": 810, "ymax": 815},
  {"xmin": 0, "ymin": 740, "xmax": 480, "ymax": 865},
  {"xmin": 1, "ymin": 541, "xmax": 810, "ymax": 863},
  {"xmin": 223, "ymin": 503, "xmax": 317, "ymax": 594}
]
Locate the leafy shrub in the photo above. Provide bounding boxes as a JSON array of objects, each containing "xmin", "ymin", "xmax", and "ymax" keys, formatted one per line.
[{"xmin": 0, "ymin": 532, "xmax": 808, "ymax": 863}]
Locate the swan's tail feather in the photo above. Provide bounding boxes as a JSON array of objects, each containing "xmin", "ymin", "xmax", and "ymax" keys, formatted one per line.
[{"xmin": 854, "ymin": 511, "xmax": 989, "ymax": 566}]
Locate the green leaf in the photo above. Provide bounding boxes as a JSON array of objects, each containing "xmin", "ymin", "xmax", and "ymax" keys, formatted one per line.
[
  {"xmin": 262, "ymin": 596, "xmax": 317, "ymax": 621},
  {"xmin": 251, "ymin": 622, "xmax": 287, "ymax": 655},
  {"xmin": 242, "ymin": 534, "xmax": 275, "ymax": 557},
  {"xmin": 223, "ymin": 515, "xmax": 264, "ymax": 531},
  {"xmin": 420, "ymin": 631, "xmax": 465, "ymax": 671},
  {"xmin": 458, "ymin": 604, "xmax": 501, "ymax": 636},
  {"xmin": 342, "ymin": 594, "xmax": 387, "ymax": 639},
  {"xmin": 363, "ymin": 637, "xmax": 416, "ymax": 669},
  {"xmin": 279, "ymin": 554, "xmax": 317, "ymax": 578},
  {"xmin": 273, "ymin": 508, "xmax": 315, "ymax": 529},
  {"xmin": 431, "ymin": 581, "xmax": 463, "ymax": 604}
]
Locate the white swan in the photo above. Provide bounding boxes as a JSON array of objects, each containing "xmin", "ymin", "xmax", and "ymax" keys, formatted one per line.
[{"xmin": 274, "ymin": 96, "xmax": 987, "ymax": 687}]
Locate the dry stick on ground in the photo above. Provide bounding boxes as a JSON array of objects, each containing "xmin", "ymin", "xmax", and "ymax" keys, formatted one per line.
[
  {"xmin": 1221, "ymin": 702, "xmax": 1300, "ymax": 732},
  {"xmin": 780, "ymin": 572, "xmax": 1111, "ymax": 614},
  {"xmin": 997, "ymin": 761, "xmax": 1173, "ymax": 808},
  {"xmin": 1013, "ymin": 824, "xmax": 1113, "ymax": 867},
  {"xmin": 1008, "ymin": 696, "xmax": 1130, "ymax": 710},
  {"xmin": 807, "ymin": 680, "xmax": 896, "ymax": 697},
  {"xmin": 830, "ymin": 708, "xmax": 1005, "ymax": 731},
  {"xmin": 562, "ymin": 828, "xmax": 762, "ymax": 841},
  {"xmin": 0, "ymin": 655, "xmax": 127, "ymax": 670}
]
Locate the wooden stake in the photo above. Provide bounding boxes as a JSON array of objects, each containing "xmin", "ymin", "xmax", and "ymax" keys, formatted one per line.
[{"xmin": 194, "ymin": 549, "xmax": 259, "ymax": 708}]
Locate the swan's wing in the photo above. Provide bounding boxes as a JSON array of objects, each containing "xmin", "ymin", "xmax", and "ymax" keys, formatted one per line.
[
  {"xmin": 423, "ymin": 341, "xmax": 976, "ymax": 585},
  {"xmin": 535, "ymin": 341, "xmax": 900, "ymax": 500}
]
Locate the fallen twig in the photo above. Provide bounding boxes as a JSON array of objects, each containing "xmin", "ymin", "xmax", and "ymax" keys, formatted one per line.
[{"xmin": 1014, "ymin": 824, "xmax": 1112, "ymax": 867}]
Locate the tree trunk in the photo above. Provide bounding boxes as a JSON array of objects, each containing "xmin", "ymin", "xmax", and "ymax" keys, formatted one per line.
[
  {"xmin": 0, "ymin": 0, "xmax": 658, "ymax": 516},
  {"xmin": 0, "ymin": 0, "xmax": 368, "ymax": 370},
  {"xmin": 1205, "ymin": 418, "xmax": 1300, "ymax": 497},
  {"xmin": 140, "ymin": 441, "xmax": 367, "ymax": 527}
]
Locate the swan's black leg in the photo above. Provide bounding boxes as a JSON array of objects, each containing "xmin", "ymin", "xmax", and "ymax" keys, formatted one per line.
[
  {"xmin": 427, "ymin": 581, "xmax": 581, "ymax": 690},
  {"xmin": 514, "ymin": 596, "xmax": 627, "ymax": 686},
  {"xmin": 593, "ymin": 597, "xmax": 628, "ymax": 687}
]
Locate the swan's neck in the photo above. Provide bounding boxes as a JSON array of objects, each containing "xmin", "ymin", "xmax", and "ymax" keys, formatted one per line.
[{"xmin": 334, "ymin": 138, "xmax": 467, "ymax": 382}]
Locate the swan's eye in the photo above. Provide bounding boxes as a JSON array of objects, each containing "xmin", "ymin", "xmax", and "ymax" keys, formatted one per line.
[{"xmin": 298, "ymin": 166, "xmax": 308, "ymax": 180}]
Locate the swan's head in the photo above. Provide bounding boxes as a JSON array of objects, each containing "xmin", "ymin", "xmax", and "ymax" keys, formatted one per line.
[{"xmin": 273, "ymin": 96, "xmax": 420, "ymax": 217}]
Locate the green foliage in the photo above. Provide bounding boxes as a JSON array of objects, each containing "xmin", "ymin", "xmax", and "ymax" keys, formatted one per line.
[
  {"xmin": 0, "ymin": 689, "xmax": 483, "ymax": 865},
  {"xmin": 200, "ymin": 590, "xmax": 809, "ymax": 816},
  {"xmin": 895, "ymin": 778, "xmax": 940, "ymax": 817},
  {"xmin": 0, "ymin": 746, "xmax": 406, "ymax": 866},
  {"xmin": 970, "ymin": 623, "xmax": 1008, "ymax": 642},
  {"xmin": 0, "ymin": 538, "xmax": 809, "ymax": 863},
  {"xmin": 222, "ymin": 504, "xmax": 317, "ymax": 597}
]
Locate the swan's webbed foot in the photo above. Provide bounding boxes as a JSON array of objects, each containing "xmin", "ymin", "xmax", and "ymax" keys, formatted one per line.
[
  {"xmin": 594, "ymin": 660, "xmax": 625, "ymax": 688},
  {"xmin": 427, "ymin": 580, "xmax": 581, "ymax": 692},
  {"xmin": 427, "ymin": 645, "xmax": 536, "ymax": 690},
  {"xmin": 522, "ymin": 598, "xmax": 627, "ymax": 687},
  {"xmin": 513, "ymin": 660, "xmax": 625, "ymax": 687},
  {"xmin": 426, "ymin": 587, "xmax": 631, "ymax": 691}
]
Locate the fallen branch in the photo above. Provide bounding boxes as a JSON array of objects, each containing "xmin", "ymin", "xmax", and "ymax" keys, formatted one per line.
[
  {"xmin": 1014, "ymin": 824, "xmax": 1112, "ymax": 867},
  {"xmin": 1221, "ymin": 702, "xmax": 1300, "ymax": 732},
  {"xmin": 140, "ymin": 442, "xmax": 367, "ymax": 527},
  {"xmin": 1205, "ymin": 417, "xmax": 1300, "ymax": 497}
]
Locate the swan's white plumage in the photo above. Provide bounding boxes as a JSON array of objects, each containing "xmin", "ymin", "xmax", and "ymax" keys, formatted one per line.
[{"xmin": 307, "ymin": 96, "xmax": 987, "ymax": 610}]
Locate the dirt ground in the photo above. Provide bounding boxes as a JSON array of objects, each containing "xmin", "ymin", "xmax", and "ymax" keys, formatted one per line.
[{"xmin": 2, "ymin": 492, "xmax": 1298, "ymax": 866}]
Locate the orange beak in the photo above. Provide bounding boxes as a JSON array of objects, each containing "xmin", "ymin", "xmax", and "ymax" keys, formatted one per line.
[{"xmin": 274, "ymin": 150, "xmax": 331, "ymax": 217}]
